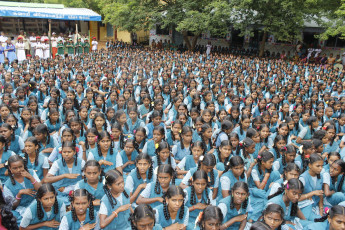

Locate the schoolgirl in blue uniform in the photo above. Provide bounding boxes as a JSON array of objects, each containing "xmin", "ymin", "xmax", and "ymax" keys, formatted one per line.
[
  {"xmin": 99, "ymin": 169, "xmax": 131, "ymax": 230},
  {"xmin": 273, "ymin": 145, "xmax": 299, "ymax": 174},
  {"xmin": 132, "ymin": 127, "xmax": 147, "ymax": 153},
  {"xmin": 184, "ymin": 170, "xmax": 216, "ymax": 230},
  {"xmin": 218, "ymin": 182, "xmax": 252, "ymax": 230},
  {"xmin": 154, "ymin": 185, "xmax": 189, "ymax": 229},
  {"xmin": 23, "ymin": 137, "xmax": 49, "ymax": 180},
  {"xmin": 44, "ymin": 108, "xmax": 61, "ymax": 135},
  {"xmin": 146, "ymin": 110, "xmax": 165, "ymax": 139},
  {"xmin": 213, "ymin": 140, "xmax": 232, "ymax": 171},
  {"xmin": 88, "ymin": 131, "xmax": 123, "ymax": 173},
  {"xmin": 84, "ymin": 128, "xmax": 99, "ymax": 159},
  {"xmin": 267, "ymin": 178, "xmax": 309, "ymax": 229},
  {"xmin": 299, "ymin": 154, "xmax": 324, "ymax": 221},
  {"xmin": 20, "ymin": 183, "xmax": 66, "ymax": 230},
  {"xmin": 0, "ymin": 134, "xmax": 15, "ymax": 183},
  {"xmin": 69, "ymin": 117, "xmax": 86, "ymax": 145},
  {"xmin": 137, "ymin": 164, "xmax": 178, "ymax": 208},
  {"xmin": 119, "ymin": 139, "xmax": 139, "ymax": 174},
  {"xmin": 152, "ymin": 141, "xmax": 176, "ymax": 169},
  {"xmin": 43, "ymin": 141, "xmax": 84, "ymax": 204},
  {"xmin": 220, "ymin": 156, "xmax": 247, "ymax": 201},
  {"xmin": 0, "ymin": 123, "xmax": 24, "ymax": 154},
  {"xmin": 269, "ymin": 135, "xmax": 287, "ymax": 160},
  {"xmin": 323, "ymin": 125, "xmax": 341, "ymax": 153},
  {"xmin": 59, "ymin": 188, "xmax": 99, "ymax": 230},
  {"xmin": 33, "ymin": 124, "xmax": 58, "ymax": 158},
  {"xmin": 172, "ymin": 126, "xmax": 193, "ymax": 162},
  {"xmin": 143, "ymin": 126, "xmax": 165, "ymax": 157},
  {"xmin": 257, "ymin": 204, "xmax": 288, "ymax": 230},
  {"xmin": 239, "ymin": 137, "xmax": 256, "ymax": 176},
  {"xmin": 199, "ymin": 123, "xmax": 214, "ymax": 154},
  {"xmin": 75, "ymin": 160, "xmax": 105, "ymax": 212},
  {"xmin": 194, "ymin": 205, "xmax": 224, "ymax": 230},
  {"xmin": 323, "ymin": 159, "xmax": 345, "ymax": 207},
  {"xmin": 296, "ymin": 116, "xmax": 319, "ymax": 144},
  {"xmin": 125, "ymin": 153, "xmax": 154, "ymax": 203},
  {"xmin": 233, "ymin": 115, "xmax": 251, "ymax": 142},
  {"xmin": 128, "ymin": 204, "xmax": 163, "ymax": 230},
  {"xmin": 176, "ymin": 141, "xmax": 205, "ymax": 177},
  {"xmin": 303, "ymin": 205, "xmax": 345, "ymax": 230},
  {"xmin": 127, "ymin": 107, "xmax": 146, "ymax": 134},
  {"xmin": 180, "ymin": 154, "xmax": 219, "ymax": 200},
  {"xmin": 3, "ymin": 155, "xmax": 42, "ymax": 224}
]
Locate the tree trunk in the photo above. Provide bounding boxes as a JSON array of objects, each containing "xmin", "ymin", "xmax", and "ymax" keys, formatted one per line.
[
  {"xmin": 259, "ymin": 31, "xmax": 267, "ymax": 57},
  {"xmin": 182, "ymin": 31, "xmax": 200, "ymax": 51}
]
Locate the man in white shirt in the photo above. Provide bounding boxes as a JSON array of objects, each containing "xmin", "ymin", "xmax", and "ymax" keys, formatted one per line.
[
  {"xmin": 0, "ymin": 32, "xmax": 8, "ymax": 48},
  {"xmin": 29, "ymin": 32, "xmax": 36, "ymax": 56}
]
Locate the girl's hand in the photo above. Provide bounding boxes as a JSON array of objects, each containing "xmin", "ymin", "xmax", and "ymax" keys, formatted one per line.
[
  {"xmin": 139, "ymin": 183, "xmax": 147, "ymax": 190},
  {"xmin": 21, "ymin": 170, "xmax": 33, "ymax": 180},
  {"xmin": 313, "ymin": 190, "xmax": 324, "ymax": 196},
  {"xmin": 58, "ymin": 187, "xmax": 65, "ymax": 192},
  {"xmin": 100, "ymin": 160, "xmax": 113, "ymax": 166},
  {"xmin": 80, "ymin": 223, "xmax": 96, "ymax": 230},
  {"xmin": 171, "ymin": 223, "xmax": 184, "ymax": 230},
  {"xmin": 65, "ymin": 174, "xmax": 80, "ymax": 179},
  {"xmin": 250, "ymin": 160, "xmax": 257, "ymax": 168},
  {"xmin": 234, "ymin": 213, "xmax": 248, "ymax": 222},
  {"xmin": 19, "ymin": 188, "xmax": 36, "ymax": 197},
  {"xmin": 156, "ymin": 197, "xmax": 164, "ymax": 203},
  {"xmin": 194, "ymin": 203, "xmax": 207, "ymax": 210},
  {"xmin": 116, "ymin": 203, "xmax": 131, "ymax": 213},
  {"xmin": 45, "ymin": 220, "xmax": 60, "ymax": 228},
  {"xmin": 126, "ymin": 161, "xmax": 135, "ymax": 166},
  {"xmin": 0, "ymin": 163, "xmax": 5, "ymax": 169},
  {"xmin": 93, "ymin": 199, "xmax": 101, "ymax": 206}
]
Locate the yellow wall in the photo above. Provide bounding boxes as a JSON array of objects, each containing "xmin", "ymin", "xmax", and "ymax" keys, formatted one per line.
[
  {"xmin": 89, "ymin": 21, "xmax": 98, "ymax": 40},
  {"xmin": 117, "ymin": 30, "xmax": 131, "ymax": 43},
  {"xmin": 100, "ymin": 25, "xmax": 107, "ymax": 41}
]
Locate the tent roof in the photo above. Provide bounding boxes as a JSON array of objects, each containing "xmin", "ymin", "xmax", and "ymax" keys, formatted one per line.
[{"xmin": 0, "ymin": 1, "xmax": 101, "ymax": 21}]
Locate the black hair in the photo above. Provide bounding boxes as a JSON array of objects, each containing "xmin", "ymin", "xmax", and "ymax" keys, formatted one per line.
[
  {"xmin": 330, "ymin": 160, "xmax": 345, "ymax": 192},
  {"xmin": 239, "ymin": 114, "xmax": 251, "ymax": 135},
  {"xmin": 268, "ymin": 178, "xmax": 304, "ymax": 217},
  {"xmin": 111, "ymin": 122, "xmax": 125, "ymax": 150},
  {"xmin": 69, "ymin": 116, "xmax": 84, "ymax": 138},
  {"xmin": 229, "ymin": 132, "xmax": 240, "ymax": 156},
  {"xmin": 0, "ymin": 188, "xmax": 18, "ymax": 229},
  {"xmin": 280, "ymin": 144, "xmax": 295, "ymax": 167},
  {"xmin": 189, "ymin": 170, "xmax": 210, "ymax": 206},
  {"xmin": 314, "ymin": 205, "xmax": 345, "ymax": 222},
  {"xmin": 199, "ymin": 123, "xmax": 212, "ymax": 152},
  {"xmin": 223, "ymin": 155, "xmax": 245, "ymax": 179},
  {"xmin": 1, "ymin": 122, "xmax": 15, "ymax": 142},
  {"xmin": 83, "ymin": 160, "xmax": 104, "ymax": 183},
  {"xmin": 92, "ymin": 112, "xmax": 108, "ymax": 131},
  {"xmin": 282, "ymin": 163, "xmax": 301, "ymax": 181},
  {"xmin": 0, "ymin": 134, "xmax": 9, "ymax": 152},
  {"xmin": 69, "ymin": 189, "xmax": 95, "ymax": 222},
  {"xmin": 180, "ymin": 126, "xmax": 193, "ymax": 150},
  {"xmin": 197, "ymin": 153, "xmax": 216, "ymax": 187},
  {"xmin": 273, "ymin": 135, "xmax": 287, "ymax": 159},
  {"xmin": 25, "ymin": 136, "xmax": 40, "ymax": 166},
  {"xmin": 34, "ymin": 123, "xmax": 51, "ymax": 150},
  {"xmin": 301, "ymin": 141, "xmax": 314, "ymax": 172},
  {"xmin": 36, "ymin": 183, "xmax": 58, "ymax": 220},
  {"xmin": 214, "ymin": 120, "xmax": 233, "ymax": 147},
  {"xmin": 155, "ymin": 141, "xmax": 172, "ymax": 167},
  {"xmin": 230, "ymin": 182, "xmax": 249, "ymax": 210},
  {"xmin": 84, "ymin": 128, "xmax": 99, "ymax": 150},
  {"xmin": 97, "ymin": 131, "xmax": 114, "ymax": 157},
  {"xmin": 135, "ymin": 153, "xmax": 153, "ymax": 181},
  {"xmin": 241, "ymin": 137, "xmax": 255, "ymax": 159},
  {"xmin": 61, "ymin": 141, "xmax": 78, "ymax": 166},
  {"xmin": 308, "ymin": 153, "xmax": 323, "ymax": 179},
  {"xmin": 129, "ymin": 204, "xmax": 156, "ymax": 230},
  {"xmin": 261, "ymin": 204, "xmax": 285, "ymax": 230},
  {"xmin": 103, "ymin": 169, "xmax": 129, "ymax": 209},
  {"xmin": 163, "ymin": 185, "xmax": 185, "ymax": 220},
  {"xmin": 250, "ymin": 221, "xmax": 271, "ymax": 230},
  {"xmin": 155, "ymin": 164, "xmax": 176, "ymax": 194},
  {"xmin": 198, "ymin": 206, "xmax": 224, "ymax": 230},
  {"xmin": 217, "ymin": 140, "xmax": 232, "ymax": 166}
]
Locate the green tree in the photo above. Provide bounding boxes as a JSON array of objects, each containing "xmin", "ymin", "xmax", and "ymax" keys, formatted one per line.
[
  {"xmin": 318, "ymin": 0, "xmax": 345, "ymax": 40},
  {"xmin": 99, "ymin": 0, "xmax": 230, "ymax": 50}
]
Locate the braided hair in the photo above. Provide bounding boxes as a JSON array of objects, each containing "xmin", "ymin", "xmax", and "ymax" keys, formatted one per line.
[
  {"xmin": 92, "ymin": 112, "xmax": 108, "ymax": 132},
  {"xmin": 97, "ymin": 131, "xmax": 114, "ymax": 157},
  {"xmin": 103, "ymin": 169, "xmax": 129, "ymax": 209},
  {"xmin": 36, "ymin": 183, "xmax": 59, "ymax": 220},
  {"xmin": 267, "ymin": 178, "xmax": 304, "ymax": 217},
  {"xmin": 84, "ymin": 128, "xmax": 99, "ymax": 151},
  {"xmin": 0, "ymin": 188, "xmax": 18, "ymax": 230},
  {"xmin": 135, "ymin": 153, "xmax": 153, "ymax": 181},
  {"xmin": 1, "ymin": 123, "xmax": 15, "ymax": 142},
  {"xmin": 162, "ymin": 185, "xmax": 185, "ymax": 220},
  {"xmin": 273, "ymin": 135, "xmax": 286, "ymax": 159},
  {"xmin": 189, "ymin": 170, "xmax": 210, "ymax": 206},
  {"xmin": 308, "ymin": 153, "xmax": 323, "ymax": 179},
  {"xmin": 61, "ymin": 141, "xmax": 78, "ymax": 167},
  {"xmin": 0, "ymin": 134, "xmax": 9, "ymax": 152},
  {"xmin": 330, "ymin": 160, "xmax": 345, "ymax": 192},
  {"xmin": 282, "ymin": 163, "xmax": 301, "ymax": 181},
  {"xmin": 223, "ymin": 155, "xmax": 245, "ymax": 179},
  {"xmin": 69, "ymin": 116, "xmax": 84, "ymax": 138},
  {"xmin": 6, "ymin": 155, "xmax": 29, "ymax": 185},
  {"xmin": 111, "ymin": 123, "xmax": 125, "ymax": 150},
  {"xmin": 34, "ymin": 124, "xmax": 51, "ymax": 152},
  {"xmin": 217, "ymin": 140, "xmax": 232, "ymax": 166},
  {"xmin": 314, "ymin": 205, "xmax": 345, "ymax": 222},
  {"xmin": 197, "ymin": 153, "xmax": 217, "ymax": 187},
  {"xmin": 280, "ymin": 145, "xmax": 296, "ymax": 167},
  {"xmin": 261, "ymin": 204, "xmax": 285, "ymax": 230},
  {"xmin": 179, "ymin": 126, "xmax": 193, "ymax": 150},
  {"xmin": 229, "ymin": 133, "xmax": 240, "ymax": 156},
  {"xmin": 198, "ymin": 123, "xmax": 212, "ymax": 152},
  {"xmin": 301, "ymin": 141, "xmax": 314, "ymax": 173},
  {"xmin": 25, "ymin": 137, "xmax": 40, "ymax": 166},
  {"xmin": 155, "ymin": 164, "xmax": 176, "ymax": 195},
  {"xmin": 229, "ymin": 182, "xmax": 249, "ymax": 210},
  {"xmin": 69, "ymin": 189, "xmax": 95, "ymax": 222},
  {"xmin": 129, "ymin": 204, "xmax": 156, "ymax": 230}
]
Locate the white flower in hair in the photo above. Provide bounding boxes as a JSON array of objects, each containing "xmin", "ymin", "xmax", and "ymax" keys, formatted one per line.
[
  {"xmin": 283, "ymin": 180, "xmax": 288, "ymax": 186},
  {"xmin": 199, "ymin": 155, "xmax": 204, "ymax": 161}
]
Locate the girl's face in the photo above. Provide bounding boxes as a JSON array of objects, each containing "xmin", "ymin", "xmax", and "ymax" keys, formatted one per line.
[
  {"xmin": 241, "ymin": 118, "xmax": 251, "ymax": 129},
  {"xmin": 157, "ymin": 172, "xmax": 172, "ymax": 188},
  {"xmin": 72, "ymin": 196, "xmax": 89, "ymax": 216},
  {"xmin": 39, "ymin": 192, "xmax": 56, "ymax": 211},
  {"xmin": 246, "ymin": 143, "xmax": 256, "ymax": 154},
  {"xmin": 124, "ymin": 142, "xmax": 135, "ymax": 154},
  {"xmin": 135, "ymin": 131, "xmax": 145, "ymax": 143},
  {"xmin": 276, "ymin": 140, "xmax": 287, "ymax": 150},
  {"xmin": 231, "ymin": 188, "xmax": 248, "ymax": 205},
  {"xmin": 192, "ymin": 146, "xmax": 204, "ymax": 160},
  {"xmin": 219, "ymin": 144, "xmax": 231, "ymax": 158},
  {"xmin": 99, "ymin": 137, "xmax": 111, "ymax": 151},
  {"xmin": 166, "ymin": 194, "xmax": 184, "ymax": 212},
  {"xmin": 86, "ymin": 133, "xmax": 97, "ymax": 145},
  {"xmin": 260, "ymin": 127, "xmax": 270, "ymax": 139},
  {"xmin": 328, "ymin": 155, "xmax": 340, "ymax": 166},
  {"xmin": 204, "ymin": 128, "xmax": 213, "ymax": 139},
  {"xmin": 285, "ymin": 188, "xmax": 302, "ymax": 203},
  {"xmin": 264, "ymin": 212, "xmax": 283, "ymax": 230},
  {"xmin": 70, "ymin": 121, "xmax": 81, "ymax": 133},
  {"xmin": 129, "ymin": 111, "xmax": 138, "ymax": 121},
  {"xmin": 309, "ymin": 160, "xmax": 324, "ymax": 175},
  {"xmin": 62, "ymin": 132, "xmax": 73, "ymax": 142},
  {"xmin": 109, "ymin": 177, "xmax": 125, "ymax": 194},
  {"xmin": 172, "ymin": 124, "xmax": 182, "ymax": 135},
  {"xmin": 278, "ymin": 126, "xmax": 288, "ymax": 136},
  {"xmin": 0, "ymin": 106, "xmax": 10, "ymax": 118},
  {"xmin": 330, "ymin": 163, "xmax": 343, "ymax": 178},
  {"xmin": 111, "ymin": 128, "xmax": 121, "ymax": 139},
  {"xmin": 0, "ymin": 127, "xmax": 12, "ymax": 139},
  {"xmin": 143, "ymin": 98, "xmax": 150, "ymax": 106},
  {"xmin": 202, "ymin": 218, "xmax": 222, "ymax": 230},
  {"xmin": 328, "ymin": 214, "xmax": 345, "ymax": 230},
  {"xmin": 34, "ymin": 132, "xmax": 46, "ymax": 142},
  {"xmin": 9, "ymin": 160, "xmax": 25, "ymax": 176},
  {"xmin": 85, "ymin": 166, "xmax": 101, "ymax": 184},
  {"xmin": 285, "ymin": 152, "xmax": 296, "ymax": 163},
  {"xmin": 159, "ymin": 148, "xmax": 170, "ymax": 162},
  {"xmin": 79, "ymin": 109, "xmax": 88, "ymax": 120},
  {"xmin": 193, "ymin": 178, "xmax": 207, "ymax": 194},
  {"xmin": 153, "ymin": 116, "xmax": 162, "ymax": 126},
  {"xmin": 94, "ymin": 117, "xmax": 105, "ymax": 128},
  {"xmin": 285, "ymin": 170, "xmax": 300, "ymax": 181},
  {"xmin": 134, "ymin": 217, "xmax": 155, "ymax": 230},
  {"xmin": 230, "ymin": 137, "xmax": 239, "ymax": 148},
  {"xmin": 118, "ymin": 114, "xmax": 127, "ymax": 124},
  {"xmin": 61, "ymin": 147, "xmax": 76, "ymax": 162},
  {"xmin": 262, "ymin": 158, "xmax": 274, "ymax": 170},
  {"xmin": 231, "ymin": 165, "xmax": 244, "ymax": 178},
  {"xmin": 24, "ymin": 141, "xmax": 38, "ymax": 154},
  {"xmin": 182, "ymin": 131, "xmax": 193, "ymax": 144},
  {"xmin": 153, "ymin": 130, "xmax": 164, "ymax": 143},
  {"xmin": 251, "ymin": 132, "xmax": 260, "ymax": 143},
  {"xmin": 327, "ymin": 128, "xmax": 336, "ymax": 140},
  {"xmin": 202, "ymin": 112, "xmax": 212, "ymax": 123}
]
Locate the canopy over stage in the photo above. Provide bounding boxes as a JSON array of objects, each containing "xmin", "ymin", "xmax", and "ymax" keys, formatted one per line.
[{"xmin": 0, "ymin": 1, "xmax": 101, "ymax": 21}]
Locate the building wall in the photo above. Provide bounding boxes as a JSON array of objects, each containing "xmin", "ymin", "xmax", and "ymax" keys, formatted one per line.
[{"xmin": 117, "ymin": 30, "xmax": 131, "ymax": 43}]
